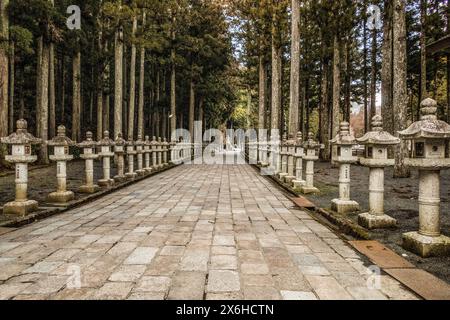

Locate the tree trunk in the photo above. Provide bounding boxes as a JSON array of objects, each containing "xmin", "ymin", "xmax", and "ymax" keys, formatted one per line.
[
  {"xmin": 72, "ymin": 50, "xmax": 81, "ymax": 142},
  {"xmin": 381, "ymin": 0, "xmax": 394, "ymax": 134},
  {"xmin": 128, "ymin": 16, "xmax": 137, "ymax": 140},
  {"xmin": 271, "ymin": 39, "xmax": 282, "ymax": 130},
  {"xmin": 114, "ymin": 27, "xmax": 124, "ymax": 138},
  {"xmin": 363, "ymin": 14, "xmax": 369, "ymax": 132},
  {"xmin": 0, "ymin": 0, "xmax": 9, "ymax": 168},
  {"xmin": 37, "ymin": 37, "xmax": 49, "ymax": 163},
  {"xmin": 370, "ymin": 28, "xmax": 377, "ymax": 120},
  {"xmin": 60, "ymin": 54, "xmax": 65, "ymax": 124},
  {"xmin": 189, "ymin": 76, "xmax": 195, "ymax": 140},
  {"xmin": 319, "ymin": 61, "xmax": 330, "ymax": 161},
  {"xmin": 447, "ymin": 0, "xmax": 450, "ymax": 123},
  {"xmin": 393, "ymin": 0, "xmax": 410, "ymax": 178},
  {"xmin": 49, "ymin": 42, "xmax": 55, "ymax": 137},
  {"xmin": 8, "ymin": 40, "xmax": 13, "ymax": 131},
  {"xmin": 258, "ymin": 55, "xmax": 266, "ymax": 129},
  {"xmin": 138, "ymin": 12, "xmax": 146, "ymax": 138},
  {"xmin": 420, "ymin": 0, "xmax": 427, "ymax": 102},
  {"xmin": 288, "ymin": 0, "xmax": 300, "ymax": 135},
  {"xmin": 332, "ymin": 35, "xmax": 341, "ymax": 138}
]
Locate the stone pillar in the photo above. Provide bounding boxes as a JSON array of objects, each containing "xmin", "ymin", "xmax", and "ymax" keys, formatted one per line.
[
  {"xmin": 114, "ymin": 132, "xmax": 126, "ymax": 182},
  {"xmin": 78, "ymin": 132, "xmax": 100, "ymax": 193},
  {"xmin": 47, "ymin": 126, "xmax": 75, "ymax": 204},
  {"xmin": 285, "ymin": 134, "xmax": 296, "ymax": 183},
  {"xmin": 97, "ymin": 131, "xmax": 115, "ymax": 187},
  {"xmin": 151, "ymin": 136, "xmax": 158, "ymax": 169},
  {"xmin": 125, "ymin": 139, "xmax": 137, "ymax": 180},
  {"xmin": 144, "ymin": 135, "xmax": 152, "ymax": 173},
  {"xmin": 300, "ymin": 132, "xmax": 323, "ymax": 194},
  {"xmin": 163, "ymin": 138, "xmax": 169, "ymax": 166},
  {"xmin": 1, "ymin": 120, "xmax": 41, "ymax": 215},
  {"xmin": 157, "ymin": 137, "xmax": 163, "ymax": 168},
  {"xmin": 292, "ymin": 132, "xmax": 305, "ymax": 188},
  {"xmin": 135, "ymin": 135, "xmax": 146, "ymax": 176},
  {"xmin": 279, "ymin": 134, "xmax": 288, "ymax": 180},
  {"xmin": 330, "ymin": 122, "xmax": 359, "ymax": 213}
]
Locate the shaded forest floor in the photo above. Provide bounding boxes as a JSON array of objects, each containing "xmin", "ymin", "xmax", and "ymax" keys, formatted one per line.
[{"xmin": 308, "ymin": 162, "xmax": 450, "ymax": 284}]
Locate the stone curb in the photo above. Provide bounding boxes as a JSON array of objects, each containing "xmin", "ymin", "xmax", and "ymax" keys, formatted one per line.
[{"xmin": 0, "ymin": 164, "xmax": 178, "ymax": 229}]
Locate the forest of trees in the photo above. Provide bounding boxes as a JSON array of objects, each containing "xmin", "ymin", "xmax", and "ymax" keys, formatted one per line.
[{"xmin": 0, "ymin": 0, "xmax": 450, "ymax": 177}]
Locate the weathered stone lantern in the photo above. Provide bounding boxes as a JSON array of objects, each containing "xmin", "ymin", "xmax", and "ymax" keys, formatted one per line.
[
  {"xmin": 78, "ymin": 131, "xmax": 99, "ymax": 193},
  {"xmin": 285, "ymin": 133, "xmax": 297, "ymax": 184},
  {"xmin": 162, "ymin": 138, "xmax": 169, "ymax": 166},
  {"xmin": 292, "ymin": 131, "xmax": 306, "ymax": 188},
  {"xmin": 157, "ymin": 137, "xmax": 163, "ymax": 168},
  {"xmin": 47, "ymin": 125, "xmax": 75, "ymax": 204},
  {"xmin": 151, "ymin": 136, "xmax": 158, "ymax": 169},
  {"xmin": 169, "ymin": 139, "xmax": 177, "ymax": 164},
  {"xmin": 114, "ymin": 132, "xmax": 126, "ymax": 182},
  {"xmin": 357, "ymin": 115, "xmax": 400, "ymax": 229},
  {"xmin": 97, "ymin": 131, "xmax": 115, "ymax": 187},
  {"xmin": 144, "ymin": 135, "xmax": 152, "ymax": 173},
  {"xmin": 330, "ymin": 122, "xmax": 359, "ymax": 213},
  {"xmin": 135, "ymin": 135, "xmax": 146, "ymax": 176},
  {"xmin": 125, "ymin": 138, "xmax": 137, "ymax": 180},
  {"xmin": 1, "ymin": 119, "xmax": 42, "ymax": 215},
  {"xmin": 278, "ymin": 134, "xmax": 288, "ymax": 180},
  {"xmin": 398, "ymin": 98, "xmax": 450, "ymax": 257},
  {"xmin": 301, "ymin": 132, "xmax": 324, "ymax": 194}
]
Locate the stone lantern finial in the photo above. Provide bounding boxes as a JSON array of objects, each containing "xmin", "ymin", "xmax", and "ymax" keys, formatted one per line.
[
  {"xmin": 296, "ymin": 131, "xmax": 303, "ymax": 143},
  {"xmin": 57, "ymin": 125, "xmax": 66, "ymax": 137},
  {"xmin": 104, "ymin": 131, "xmax": 110, "ymax": 139},
  {"xmin": 371, "ymin": 115, "xmax": 383, "ymax": 131},
  {"xmin": 16, "ymin": 119, "xmax": 27, "ymax": 131},
  {"xmin": 420, "ymin": 98, "xmax": 438, "ymax": 121},
  {"xmin": 339, "ymin": 122, "xmax": 350, "ymax": 135},
  {"xmin": 86, "ymin": 131, "xmax": 93, "ymax": 140},
  {"xmin": 307, "ymin": 132, "xmax": 314, "ymax": 142}
]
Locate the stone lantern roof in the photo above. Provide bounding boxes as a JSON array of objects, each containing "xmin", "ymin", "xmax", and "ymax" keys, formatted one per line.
[
  {"xmin": 115, "ymin": 132, "xmax": 126, "ymax": 147},
  {"xmin": 303, "ymin": 132, "xmax": 323, "ymax": 150},
  {"xmin": 399, "ymin": 98, "xmax": 450, "ymax": 140},
  {"xmin": 47, "ymin": 125, "xmax": 75, "ymax": 147},
  {"xmin": 77, "ymin": 131, "xmax": 96, "ymax": 148},
  {"xmin": 145, "ymin": 135, "xmax": 151, "ymax": 146},
  {"xmin": 357, "ymin": 115, "xmax": 400, "ymax": 146},
  {"xmin": 97, "ymin": 131, "xmax": 115, "ymax": 146},
  {"xmin": 1, "ymin": 119, "xmax": 42, "ymax": 145},
  {"xmin": 330, "ymin": 122, "xmax": 356, "ymax": 146}
]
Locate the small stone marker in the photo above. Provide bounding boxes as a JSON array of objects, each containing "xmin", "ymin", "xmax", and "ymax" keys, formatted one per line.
[
  {"xmin": 97, "ymin": 131, "xmax": 115, "ymax": 187},
  {"xmin": 301, "ymin": 132, "xmax": 324, "ymax": 194},
  {"xmin": 125, "ymin": 138, "xmax": 137, "ymax": 180},
  {"xmin": 114, "ymin": 132, "xmax": 127, "ymax": 182},
  {"xmin": 292, "ymin": 132, "xmax": 306, "ymax": 188}
]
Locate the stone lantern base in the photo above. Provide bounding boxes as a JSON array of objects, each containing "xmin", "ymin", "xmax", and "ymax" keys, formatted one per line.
[
  {"xmin": 301, "ymin": 186, "xmax": 320, "ymax": 194},
  {"xmin": 292, "ymin": 179, "xmax": 305, "ymax": 189},
  {"xmin": 331, "ymin": 199, "xmax": 360, "ymax": 214},
  {"xmin": 402, "ymin": 232, "xmax": 450, "ymax": 258},
  {"xmin": 358, "ymin": 212, "xmax": 397, "ymax": 229},
  {"xmin": 278, "ymin": 172, "xmax": 288, "ymax": 181},
  {"xmin": 79, "ymin": 184, "xmax": 100, "ymax": 194},
  {"xmin": 284, "ymin": 175, "xmax": 296, "ymax": 184},
  {"xmin": 47, "ymin": 191, "xmax": 75, "ymax": 204},
  {"xmin": 98, "ymin": 179, "xmax": 114, "ymax": 187},
  {"xmin": 136, "ymin": 169, "xmax": 146, "ymax": 176},
  {"xmin": 125, "ymin": 172, "xmax": 137, "ymax": 180},
  {"xmin": 3, "ymin": 200, "xmax": 38, "ymax": 216}
]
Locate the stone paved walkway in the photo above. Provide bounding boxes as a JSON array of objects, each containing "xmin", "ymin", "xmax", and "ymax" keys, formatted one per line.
[{"xmin": 0, "ymin": 164, "xmax": 418, "ymax": 300}]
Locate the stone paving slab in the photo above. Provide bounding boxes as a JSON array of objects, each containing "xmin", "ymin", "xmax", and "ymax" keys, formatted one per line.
[{"xmin": 0, "ymin": 164, "xmax": 418, "ymax": 300}]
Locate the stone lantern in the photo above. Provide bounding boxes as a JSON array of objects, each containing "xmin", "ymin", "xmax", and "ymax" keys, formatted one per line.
[
  {"xmin": 144, "ymin": 135, "xmax": 152, "ymax": 173},
  {"xmin": 125, "ymin": 138, "xmax": 137, "ymax": 180},
  {"xmin": 157, "ymin": 137, "xmax": 163, "ymax": 168},
  {"xmin": 135, "ymin": 135, "xmax": 146, "ymax": 176},
  {"xmin": 1, "ymin": 119, "xmax": 42, "ymax": 215},
  {"xmin": 162, "ymin": 138, "xmax": 170, "ymax": 166},
  {"xmin": 301, "ymin": 132, "xmax": 324, "ymax": 194},
  {"xmin": 278, "ymin": 134, "xmax": 288, "ymax": 180},
  {"xmin": 97, "ymin": 131, "xmax": 115, "ymax": 187},
  {"xmin": 357, "ymin": 115, "xmax": 400, "ymax": 229},
  {"xmin": 78, "ymin": 131, "xmax": 99, "ymax": 193},
  {"xmin": 398, "ymin": 98, "xmax": 450, "ymax": 257},
  {"xmin": 47, "ymin": 125, "xmax": 75, "ymax": 204},
  {"xmin": 285, "ymin": 133, "xmax": 297, "ymax": 184},
  {"xmin": 292, "ymin": 131, "xmax": 306, "ymax": 188},
  {"xmin": 151, "ymin": 136, "xmax": 158, "ymax": 169},
  {"xmin": 114, "ymin": 132, "xmax": 126, "ymax": 182},
  {"xmin": 330, "ymin": 122, "xmax": 359, "ymax": 214}
]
